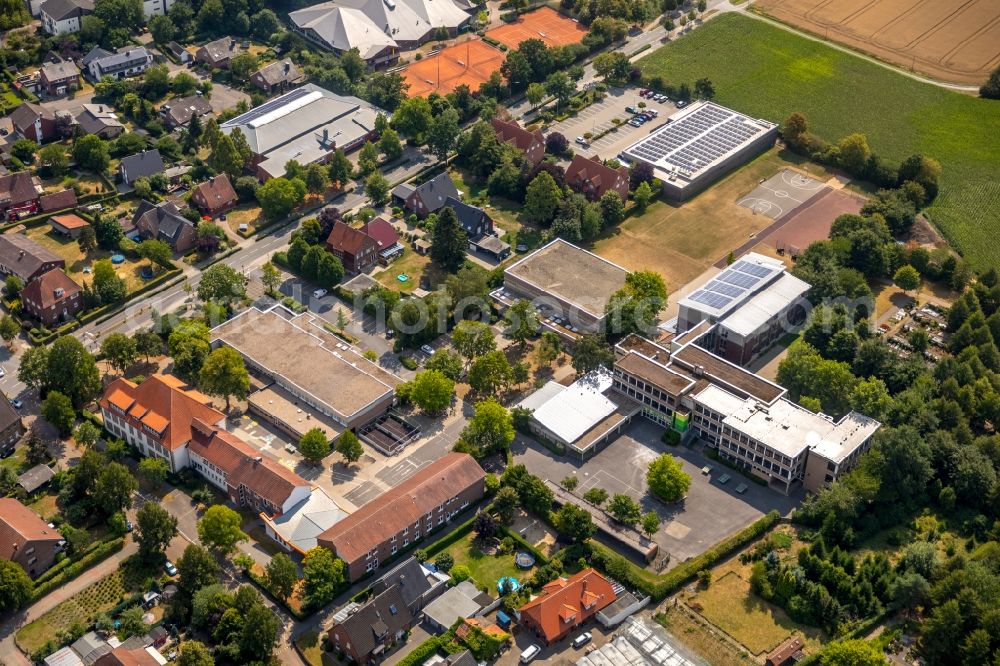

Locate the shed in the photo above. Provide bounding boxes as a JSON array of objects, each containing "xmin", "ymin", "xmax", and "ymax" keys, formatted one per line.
[
  {"xmin": 422, "ymin": 580, "xmax": 488, "ymax": 633},
  {"xmin": 18, "ymin": 464, "xmax": 55, "ymax": 493}
]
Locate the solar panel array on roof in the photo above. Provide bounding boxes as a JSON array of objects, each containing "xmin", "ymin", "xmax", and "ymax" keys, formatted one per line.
[
  {"xmin": 626, "ymin": 103, "xmax": 765, "ymax": 177},
  {"xmin": 685, "ymin": 257, "xmax": 780, "ymax": 314},
  {"xmin": 224, "ymin": 87, "xmax": 312, "ymax": 125}
]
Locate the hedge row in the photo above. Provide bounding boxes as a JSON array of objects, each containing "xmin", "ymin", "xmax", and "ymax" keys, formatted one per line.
[
  {"xmin": 499, "ymin": 525, "xmax": 548, "ymax": 566},
  {"xmin": 587, "ymin": 510, "xmax": 781, "ymax": 600},
  {"xmin": 393, "ymin": 635, "xmax": 447, "ymax": 666},
  {"xmin": 31, "ymin": 537, "xmax": 126, "ymax": 601},
  {"xmin": 245, "ymin": 568, "xmax": 310, "ymax": 621},
  {"xmin": 423, "ymin": 516, "xmax": 476, "ymax": 560}
]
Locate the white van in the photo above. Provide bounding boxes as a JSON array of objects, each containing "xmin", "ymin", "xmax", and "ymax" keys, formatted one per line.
[{"xmin": 520, "ymin": 645, "xmax": 541, "ymax": 663}]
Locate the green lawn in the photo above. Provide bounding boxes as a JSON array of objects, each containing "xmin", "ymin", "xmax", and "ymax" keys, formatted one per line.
[
  {"xmin": 0, "ymin": 446, "xmax": 28, "ymax": 474},
  {"xmin": 443, "ymin": 533, "xmax": 534, "ymax": 597},
  {"xmin": 637, "ymin": 13, "xmax": 1000, "ymax": 271}
]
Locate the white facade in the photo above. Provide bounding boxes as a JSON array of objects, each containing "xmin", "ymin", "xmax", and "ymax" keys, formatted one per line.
[
  {"xmin": 143, "ymin": 0, "xmax": 175, "ymax": 18},
  {"xmin": 101, "ymin": 406, "xmax": 199, "ymax": 473},
  {"xmin": 41, "ymin": 12, "xmax": 83, "ymax": 35}
]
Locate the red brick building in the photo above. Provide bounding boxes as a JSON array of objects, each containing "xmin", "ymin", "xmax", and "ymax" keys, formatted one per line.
[
  {"xmin": 565, "ymin": 154, "xmax": 629, "ymax": 202},
  {"xmin": 326, "ymin": 221, "xmax": 378, "ymax": 274},
  {"xmin": 492, "ymin": 118, "xmax": 545, "ymax": 165},
  {"xmin": 20, "ymin": 268, "xmax": 82, "ymax": 326},
  {"xmin": 0, "ymin": 498, "xmax": 64, "ymax": 577},
  {"xmin": 190, "ymin": 174, "xmax": 238, "ymax": 217}
]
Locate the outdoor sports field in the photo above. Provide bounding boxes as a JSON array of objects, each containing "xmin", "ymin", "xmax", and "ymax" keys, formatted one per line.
[
  {"xmin": 755, "ymin": 0, "xmax": 1000, "ymax": 85},
  {"xmin": 402, "ymin": 38, "xmax": 505, "ymax": 97},
  {"xmin": 637, "ymin": 13, "xmax": 1000, "ymax": 271},
  {"xmin": 486, "ymin": 6, "xmax": 588, "ymax": 50}
]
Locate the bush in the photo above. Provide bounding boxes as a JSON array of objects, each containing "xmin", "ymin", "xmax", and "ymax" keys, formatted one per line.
[
  {"xmin": 435, "ymin": 552, "xmax": 454, "ymax": 572},
  {"xmin": 31, "ymin": 537, "xmax": 125, "ymax": 601},
  {"xmin": 401, "ymin": 356, "xmax": 419, "ymax": 370}
]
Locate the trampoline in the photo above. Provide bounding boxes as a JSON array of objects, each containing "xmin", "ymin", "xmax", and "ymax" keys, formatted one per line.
[
  {"xmin": 397, "ymin": 274, "xmax": 409, "ymax": 283},
  {"xmin": 497, "ymin": 576, "xmax": 520, "ymax": 593},
  {"xmin": 110, "ymin": 254, "xmax": 125, "ymax": 264},
  {"xmin": 514, "ymin": 552, "xmax": 536, "ymax": 569}
]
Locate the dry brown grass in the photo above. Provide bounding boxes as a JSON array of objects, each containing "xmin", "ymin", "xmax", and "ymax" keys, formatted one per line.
[{"xmin": 656, "ymin": 607, "xmax": 757, "ymax": 666}]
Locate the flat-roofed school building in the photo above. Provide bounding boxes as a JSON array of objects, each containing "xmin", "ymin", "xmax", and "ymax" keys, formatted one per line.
[{"xmin": 491, "ymin": 239, "xmax": 629, "ymax": 341}]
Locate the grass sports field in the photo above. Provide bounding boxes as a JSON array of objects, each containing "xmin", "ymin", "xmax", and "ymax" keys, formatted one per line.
[{"xmin": 638, "ymin": 13, "xmax": 1000, "ymax": 271}]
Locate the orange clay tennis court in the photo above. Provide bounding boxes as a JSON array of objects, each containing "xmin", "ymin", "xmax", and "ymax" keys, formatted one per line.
[
  {"xmin": 486, "ymin": 7, "xmax": 588, "ymax": 50},
  {"xmin": 403, "ymin": 38, "xmax": 506, "ymax": 97}
]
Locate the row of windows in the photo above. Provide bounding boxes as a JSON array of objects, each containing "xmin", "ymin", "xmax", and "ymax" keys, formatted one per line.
[{"xmin": 613, "ymin": 371, "xmax": 677, "ymax": 405}]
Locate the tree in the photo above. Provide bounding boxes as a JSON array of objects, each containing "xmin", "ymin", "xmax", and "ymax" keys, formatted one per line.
[
  {"xmin": 261, "ymin": 261, "xmax": 282, "ymax": 296},
  {"xmin": 94, "ymin": 462, "xmax": 137, "ymax": 515},
  {"xmin": 468, "ymin": 351, "xmax": 513, "ymax": 397},
  {"xmin": 606, "ymin": 270, "xmax": 668, "ymax": 336},
  {"xmin": 453, "ymin": 320, "xmax": 496, "ymax": 363},
  {"xmin": 599, "ymin": 191, "xmax": 625, "ymax": 228},
  {"xmin": 74, "ymin": 421, "xmax": 101, "ymax": 448},
  {"xmin": 434, "ymin": 552, "xmax": 454, "ymax": 572},
  {"xmin": 544, "ymin": 71, "xmax": 575, "ymax": 111},
  {"xmin": 365, "ymin": 172, "xmax": 390, "ymax": 207},
  {"xmin": 18, "ymin": 346, "xmax": 49, "ymax": 392},
  {"xmin": 302, "ymin": 547, "xmax": 345, "ymax": 609},
  {"xmin": 199, "ymin": 347, "xmax": 249, "ymax": 410},
  {"xmin": 229, "ymin": 53, "xmax": 258, "ymax": 83},
  {"xmin": 100, "ymin": 332, "xmax": 137, "ymax": 376},
  {"xmin": 427, "ymin": 108, "xmax": 461, "ymax": 161},
  {"xmin": 0, "ymin": 559, "xmax": 33, "ymax": 613},
  {"xmin": 473, "ymin": 511, "xmax": 498, "ymax": 541},
  {"xmin": 694, "ymin": 78, "xmax": 715, "ymax": 100},
  {"xmin": 10, "ymin": 139, "xmax": 36, "ymax": 164},
  {"xmin": 77, "ymin": 225, "xmax": 97, "ymax": 255},
  {"xmin": 425, "ymin": 349, "xmax": 463, "ymax": 381},
  {"xmin": 4, "ymin": 275, "xmax": 23, "ymax": 300},
  {"xmin": 303, "ymin": 163, "xmax": 329, "ymax": 195},
  {"xmin": 554, "ymin": 504, "xmax": 595, "ymax": 542},
  {"xmin": 545, "ymin": 132, "xmax": 568, "ymax": 156},
  {"xmin": 0, "ymin": 315, "xmax": 18, "ymax": 350},
  {"xmin": 135, "ymin": 502, "xmax": 177, "ymax": 561},
  {"xmin": 177, "ymin": 544, "xmax": 219, "ymax": 596},
  {"xmin": 407, "ymin": 370, "xmax": 455, "ymax": 413},
  {"xmin": 169, "ymin": 321, "xmax": 211, "ymax": 382},
  {"xmin": 459, "ymin": 399, "xmax": 514, "ymax": 458},
  {"xmin": 646, "ymin": 453, "xmax": 691, "ymax": 502},
  {"xmin": 641, "ymin": 511, "xmax": 661, "ymax": 538},
  {"xmin": 633, "ymin": 181, "xmax": 653, "ymax": 212},
  {"xmin": 265, "ymin": 552, "xmax": 298, "ymax": 601},
  {"xmin": 336, "ymin": 430, "xmax": 363, "ymax": 466},
  {"xmin": 592, "ymin": 51, "xmax": 630, "ymax": 84},
  {"xmin": 92, "ymin": 258, "xmax": 127, "ymax": 304},
  {"xmin": 492, "ymin": 486, "xmax": 519, "ymax": 523},
  {"xmin": 583, "ymin": 487, "xmax": 608, "ymax": 506},
  {"xmin": 211, "ymin": 135, "xmax": 244, "ymax": 181},
  {"xmin": 198, "ymin": 264, "xmax": 246, "ymax": 305},
  {"xmin": 357, "ymin": 140, "xmax": 379, "ymax": 175},
  {"xmin": 893, "ymin": 264, "xmax": 921, "ymax": 294},
  {"xmin": 93, "ymin": 215, "xmax": 123, "ymax": 250},
  {"xmin": 606, "ymin": 493, "xmax": 641, "ymax": 525},
  {"xmin": 297, "ymin": 428, "xmax": 329, "ymax": 463},
  {"xmin": 47, "ymin": 336, "xmax": 101, "ymax": 406},
  {"xmin": 392, "ymin": 96, "xmax": 433, "ymax": 142},
  {"xmin": 257, "ymin": 177, "xmax": 305, "ymax": 221},
  {"xmin": 526, "ymin": 82, "xmax": 546, "ymax": 106},
  {"xmin": 837, "ymin": 133, "xmax": 871, "ymax": 176},
  {"xmin": 137, "ymin": 457, "xmax": 169, "ymax": 488},
  {"xmin": 818, "ymin": 639, "xmax": 885, "ymax": 666},
  {"xmin": 73, "ymin": 134, "xmax": 110, "ymax": 172},
  {"xmin": 148, "ymin": 13, "xmax": 175, "ymax": 43},
  {"xmin": 524, "ymin": 171, "xmax": 562, "ymax": 224},
  {"xmin": 505, "ymin": 300, "xmax": 538, "ymax": 348},
  {"xmin": 197, "ymin": 504, "xmax": 248, "ymax": 556},
  {"xmin": 39, "ymin": 143, "xmax": 69, "ymax": 177},
  {"xmin": 430, "ymin": 207, "xmax": 468, "ymax": 272},
  {"xmin": 379, "ymin": 128, "xmax": 403, "ymax": 161},
  {"xmin": 41, "ymin": 391, "xmax": 75, "ymax": 436},
  {"xmin": 571, "ymin": 334, "xmax": 614, "ymax": 375},
  {"xmin": 177, "ymin": 641, "xmax": 214, "ymax": 666}
]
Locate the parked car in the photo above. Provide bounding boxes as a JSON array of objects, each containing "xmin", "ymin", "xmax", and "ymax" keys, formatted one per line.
[
  {"xmin": 420, "ymin": 344, "xmax": 435, "ymax": 356},
  {"xmin": 572, "ymin": 632, "xmax": 593, "ymax": 649},
  {"xmin": 519, "ymin": 645, "xmax": 542, "ymax": 663},
  {"xmin": 10, "ymin": 398, "xmax": 23, "ymax": 409},
  {"xmin": 676, "ymin": 99, "xmax": 688, "ymax": 108},
  {"xmin": 575, "ymin": 136, "xmax": 588, "ymax": 146},
  {"xmin": 312, "ymin": 288, "xmax": 328, "ymax": 299},
  {"xmin": 164, "ymin": 561, "xmax": 178, "ymax": 576},
  {"xmin": 639, "ymin": 88, "xmax": 649, "ymax": 96},
  {"xmin": 625, "ymin": 105, "xmax": 638, "ymax": 114},
  {"xmin": 126, "ymin": 520, "xmax": 134, "ymax": 533}
]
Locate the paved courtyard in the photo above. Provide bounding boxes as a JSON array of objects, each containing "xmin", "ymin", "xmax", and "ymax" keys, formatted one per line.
[{"xmin": 513, "ymin": 419, "xmax": 799, "ymax": 564}]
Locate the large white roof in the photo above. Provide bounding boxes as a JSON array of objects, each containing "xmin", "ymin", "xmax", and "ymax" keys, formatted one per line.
[
  {"xmin": 292, "ymin": 5, "xmax": 398, "ymax": 59},
  {"xmin": 531, "ymin": 370, "xmax": 618, "ymax": 445},
  {"xmin": 264, "ymin": 487, "xmax": 347, "ymax": 553},
  {"xmin": 721, "ymin": 272, "xmax": 810, "ymax": 337}
]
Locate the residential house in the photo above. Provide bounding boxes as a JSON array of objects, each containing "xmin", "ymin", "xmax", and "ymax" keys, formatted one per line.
[
  {"xmin": 0, "ymin": 173, "xmax": 44, "ymax": 220},
  {"xmin": 492, "ymin": 118, "xmax": 544, "ymax": 165},
  {"xmin": 325, "ymin": 220, "xmax": 378, "ymax": 274},
  {"xmin": 83, "ymin": 46, "xmax": 153, "ymax": 81},
  {"xmin": 75, "ymin": 104, "xmax": 124, "ymax": 139},
  {"xmin": 190, "ymin": 174, "xmax": 238, "ymax": 217},
  {"xmin": 159, "ymin": 93, "xmax": 212, "ymax": 129},
  {"xmin": 10, "ymin": 102, "xmax": 56, "ymax": 144},
  {"xmin": 0, "ymin": 232, "xmax": 64, "ymax": 281},
  {"xmin": 165, "ymin": 41, "xmax": 192, "ymax": 64},
  {"xmin": 766, "ymin": 637, "xmax": 805, "ymax": 666},
  {"xmin": 118, "ymin": 149, "xmax": 164, "ymax": 186},
  {"xmin": 99, "ymin": 374, "xmax": 226, "ymax": 472},
  {"xmin": 250, "ymin": 59, "xmax": 304, "ymax": 95},
  {"xmin": 18, "ymin": 464, "xmax": 55, "ymax": 494},
  {"xmin": 0, "ymin": 498, "xmax": 64, "ymax": 577},
  {"xmin": 0, "ymin": 394, "xmax": 25, "ymax": 457},
  {"xmin": 38, "ymin": 60, "xmax": 80, "ymax": 96},
  {"xmin": 131, "ymin": 200, "xmax": 197, "ymax": 252},
  {"xmin": 187, "ymin": 418, "xmax": 311, "ymax": 515},
  {"xmin": 423, "ymin": 581, "xmax": 491, "ymax": 633},
  {"xmin": 140, "ymin": 0, "xmax": 176, "ymax": 18},
  {"xmin": 360, "ymin": 217, "xmax": 403, "ymax": 264},
  {"xmin": 196, "ymin": 37, "xmax": 240, "ymax": 70},
  {"xmin": 48, "ymin": 213, "xmax": 88, "ymax": 238},
  {"xmin": 444, "ymin": 196, "xmax": 509, "ymax": 260},
  {"xmin": 327, "ymin": 586, "xmax": 414, "ymax": 664},
  {"xmin": 392, "ymin": 173, "xmax": 459, "ymax": 218},
  {"xmin": 317, "ymin": 453, "xmax": 485, "ymax": 581},
  {"xmin": 38, "ymin": 189, "xmax": 78, "ymax": 213},
  {"xmin": 20, "ymin": 267, "xmax": 82, "ymax": 326},
  {"xmin": 94, "ymin": 646, "xmax": 164, "ymax": 666},
  {"xmin": 371, "ymin": 556, "xmax": 448, "ymax": 616},
  {"xmin": 565, "ymin": 154, "xmax": 629, "ymax": 202},
  {"xmin": 517, "ymin": 568, "xmax": 616, "ymax": 645},
  {"xmin": 39, "ymin": 0, "xmax": 93, "ymax": 35}
]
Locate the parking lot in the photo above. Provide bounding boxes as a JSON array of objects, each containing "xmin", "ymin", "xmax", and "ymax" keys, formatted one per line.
[
  {"xmin": 547, "ymin": 87, "xmax": 678, "ymax": 161},
  {"xmin": 513, "ymin": 419, "xmax": 799, "ymax": 564}
]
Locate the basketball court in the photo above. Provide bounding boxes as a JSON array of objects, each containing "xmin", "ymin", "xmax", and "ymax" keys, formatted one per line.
[
  {"xmin": 764, "ymin": 187, "xmax": 865, "ymax": 255},
  {"xmin": 486, "ymin": 6, "xmax": 588, "ymax": 50},
  {"xmin": 402, "ymin": 38, "xmax": 506, "ymax": 97},
  {"xmin": 736, "ymin": 169, "xmax": 826, "ymax": 220}
]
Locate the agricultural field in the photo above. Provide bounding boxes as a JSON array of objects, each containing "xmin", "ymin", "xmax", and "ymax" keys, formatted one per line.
[
  {"xmin": 637, "ymin": 13, "xmax": 1000, "ymax": 272},
  {"xmin": 754, "ymin": 0, "xmax": 1000, "ymax": 85}
]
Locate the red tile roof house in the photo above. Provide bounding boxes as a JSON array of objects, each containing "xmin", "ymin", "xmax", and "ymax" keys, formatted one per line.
[
  {"xmin": 0, "ymin": 497, "xmax": 65, "ymax": 577},
  {"xmin": 190, "ymin": 174, "xmax": 238, "ymax": 217},
  {"xmin": 0, "ymin": 172, "xmax": 44, "ymax": 220},
  {"xmin": 48, "ymin": 212, "xmax": 89, "ymax": 239},
  {"xmin": 565, "ymin": 154, "xmax": 630, "ymax": 202},
  {"xmin": 318, "ymin": 453, "xmax": 486, "ymax": 581},
  {"xmin": 21, "ymin": 267, "xmax": 82, "ymax": 326},
  {"xmin": 360, "ymin": 217, "xmax": 403, "ymax": 264},
  {"xmin": 10, "ymin": 101, "xmax": 56, "ymax": 144},
  {"xmin": 187, "ymin": 418, "xmax": 311, "ymax": 516},
  {"xmin": 492, "ymin": 118, "xmax": 545, "ymax": 166},
  {"xmin": 326, "ymin": 220, "xmax": 379, "ymax": 274},
  {"xmin": 99, "ymin": 374, "xmax": 226, "ymax": 473},
  {"xmin": 517, "ymin": 568, "xmax": 617, "ymax": 645}
]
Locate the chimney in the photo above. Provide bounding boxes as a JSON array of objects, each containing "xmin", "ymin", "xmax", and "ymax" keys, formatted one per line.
[
  {"xmin": 18, "ymin": 251, "xmax": 24, "ymax": 259},
  {"xmin": 284, "ymin": 61, "xmax": 290, "ymax": 73},
  {"xmin": 254, "ymin": 456, "xmax": 262, "ymax": 463}
]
